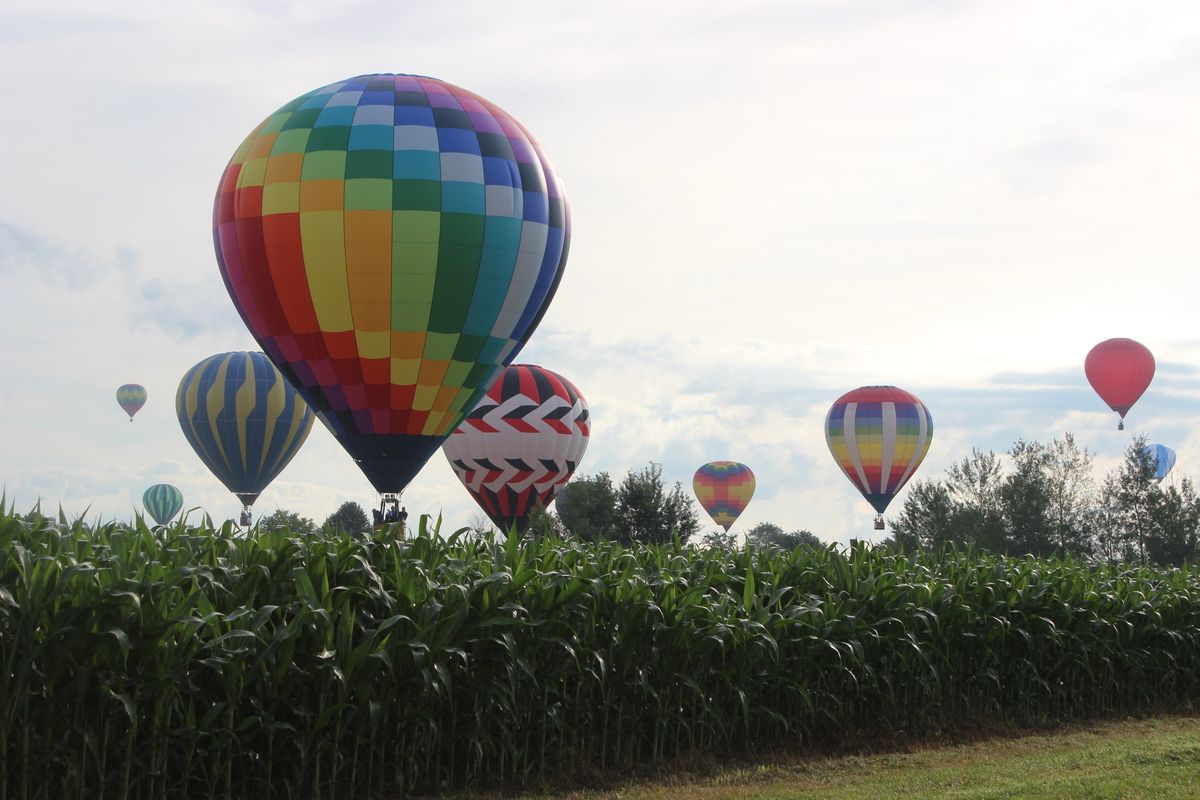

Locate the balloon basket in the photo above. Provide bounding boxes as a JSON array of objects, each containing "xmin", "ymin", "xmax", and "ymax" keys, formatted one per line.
[{"xmin": 873, "ymin": 515, "xmax": 885, "ymax": 531}]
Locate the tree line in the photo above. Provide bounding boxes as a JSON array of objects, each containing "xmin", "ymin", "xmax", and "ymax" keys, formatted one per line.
[
  {"xmin": 890, "ymin": 433, "xmax": 1199, "ymax": 566},
  {"xmin": 262, "ymin": 433, "xmax": 1199, "ymax": 568}
]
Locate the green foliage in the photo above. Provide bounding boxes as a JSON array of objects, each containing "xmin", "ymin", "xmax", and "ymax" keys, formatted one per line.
[
  {"xmin": 556, "ymin": 463, "xmax": 700, "ymax": 544},
  {"xmin": 614, "ymin": 462, "xmax": 700, "ymax": 544},
  {"xmin": 555, "ymin": 472, "xmax": 619, "ymax": 540},
  {"xmin": 744, "ymin": 522, "xmax": 823, "ymax": 550},
  {"xmin": 525, "ymin": 498, "xmax": 561, "ymax": 538},
  {"xmin": 256, "ymin": 507, "xmax": 317, "ymax": 535},
  {"xmin": 892, "ymin": 433, "xmax": 1198, "ymax": 566},
  {"xmin": 3, "ymin": 508, "xmax": 1200, "ymax": 797},
  {"xmin": 322, "ymin": 500, "xmax": 370, "ymax": 536}
]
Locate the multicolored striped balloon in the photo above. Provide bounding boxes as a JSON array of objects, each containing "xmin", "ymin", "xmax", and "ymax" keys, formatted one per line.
[
  {"xmin": 142, "ymin": 483, "xmax": 183, "ymax": 526},
  {"xmin": 693, "ymin": 461, "xmax": 755, "ymax": 532},
  {"xmin": 175, "ymin": 352, "xmax": 314, "ymax": 508},
  {"xmin": 825, "ymin": 386, "xmax": 933, "ymax": 521},
  {"xmin": 1143, "ymin": 443, "xmax": 1176, "ymax": 482},
  {"xmin": 116, "ymin": 383, "xmax": 147, "ymax": 421},
  {"xmin": 213, "ymin": 74, "xmax": 570, "ymax": 494},
  {"xmin": 443, "ymin": 364, "xmax": 589, "ymax": 533}
]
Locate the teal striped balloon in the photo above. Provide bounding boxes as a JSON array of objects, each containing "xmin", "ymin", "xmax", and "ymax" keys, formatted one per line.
[
  {"xmin": 176, "ymin": 352, "xmax": 315, "ymax": 507},
  {"xmin": 142, "ymin": 483, "xmax": 183, "ymax": 525}
]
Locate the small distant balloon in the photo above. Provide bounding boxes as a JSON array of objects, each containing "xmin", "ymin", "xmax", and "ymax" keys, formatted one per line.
[
  {"xmin": 1143, "ymin": 443, "xmax": 1176, "ymax": 482},
  {"xmin": 142, "ymin": 484, "xmax": 183, "ymax": 526},
  {"xmin": 825, "ymin": 386, "xmax": 933, "ymax": 530},
  {"xmin": 176, "ymin": 352, "xmax": 314, "ymax": 516},
  {"xmin": 116, "ymin": 384, "xmax": 147, "ymax": 421},
  {"xmin": 693, "ymin": 461, "xmax": 755, "ymax": 532},
  {"xmin": 1085, "ymin": 338, "xmax": 1155, "ymax": 430},
  {"xmin": 442, "ymin": 364, "xmax": 590, "ymax": 533}
]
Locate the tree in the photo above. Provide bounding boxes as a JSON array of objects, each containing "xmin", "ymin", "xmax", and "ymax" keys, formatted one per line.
[
  {"xmin": 257, "ymin": 508, "xmax": 317, "ymax": 535},
  {"xmin": 1096, "ymin": 436, "xmax": 1157, "ymax": 563},
  {"xmin": 1041, "ymin": 434, "xmax": 1096, "ymax": 557},
  {"xmin": 554, "ymin": 473, "xmax": 619, "ymax": 541},
  {"xmin": 1146, "ymin": 478, "xmax": 1200, "ymax": 566},
  {"xmin": 615, "ymin": 462, "xmax": 700, "ymax": 545},
  {"xmin": 525, "ymin": 499, "xmax": 563, "ymax": 539},
  {"xmin": 322, "ymin": 501, "xmax": 370, "ymax": 536},
  {"xmin": 744, "ymin": 522, "xmax": 822, "ymax": 550},
  {"xmin": 692, "ymin": 529, "xmax": 737, "ymax": 550},
  {"xmin": 1001, "ymin": 439, "xmax": 1054, "ymax": 557},
  {"xmin": 890, "ymin": 480, "xmax": 959, "ymax": 550},
  {"xmin": 945, "ymin": 449, "xmax": 1007, "ymax": 550}
]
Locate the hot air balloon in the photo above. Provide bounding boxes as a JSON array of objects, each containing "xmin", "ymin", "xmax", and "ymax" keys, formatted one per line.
[
  {"xmin": 176, "ymin": 352, "xmax": 314, "ymax": 524},
  {"xmin": 1085, "ymin": 338, "xmax": 1155, "ymax": 430},
  {"xmin": 442, "ymin": 364, "xmax": 589, "ymax": 533},
  {"xmin": 142, "ymin": 483, "xmax": 183, "ymax": 526},
  {"xmin": 1143, "ymin": 443, "xmax": 1176, "ymax": 482},
  {"xmin": 825, "ymin": 386, "xmax": 933, "ymax": 530},
  {"xmin": 693, "ymin": 461, "xmax": 755, "ymax": 532},
  {"xmin": 116, "ymin": 384, "xmax": 147, "ymax": 421},
  {"xmin": 213, "ymin": 74, "xmax": 570, "ymax": 510}
]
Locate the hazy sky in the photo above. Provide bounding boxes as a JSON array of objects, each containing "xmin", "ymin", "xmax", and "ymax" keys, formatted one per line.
[{"xmin": 3, "ymin": 1, "xmax": 1200, "ymax": 541}]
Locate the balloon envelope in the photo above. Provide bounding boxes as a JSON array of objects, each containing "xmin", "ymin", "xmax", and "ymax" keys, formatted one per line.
[
  {"xmin": 825, "ymin": 386, "xmax": 933, "ymax": 516},
  {"xmin": 176, "ymin": 352, "xmax": 314, "ymax": 507},
  {"xmin": 213, "ymin": 74, "xmax": 571, "ymax": 494},
  {"xmin": 1084, "ymin": 338, "xmax": 1154, "ymax": 428},
  {"xmin": 1143, "ymin": 443, "xmax": 1176, "ymax": 482},
  {"xmin": 116, "ymin": 384, "xmax": 147, "ymax": 420},
  {"xmin": 442, "ymin": 364, "xmax": 589, "ymax": 532},
  {"xmin": 142, "ymin": 483, "xmax": 183, "ymax": 526},
  {"xmin": 693, "ymin": 461, "xmax": 755, "ymax": 532}
]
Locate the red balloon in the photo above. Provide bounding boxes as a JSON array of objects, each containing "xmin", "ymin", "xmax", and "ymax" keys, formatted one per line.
[{"xmin": 1084, "ymin": 338, "xmax": 1155, "ymax": 430}]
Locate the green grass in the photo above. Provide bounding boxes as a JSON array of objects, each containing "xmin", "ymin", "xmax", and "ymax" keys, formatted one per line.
[{"xmin": 490, "ymin": 714, "xmax": 1200, "ymax": 799}]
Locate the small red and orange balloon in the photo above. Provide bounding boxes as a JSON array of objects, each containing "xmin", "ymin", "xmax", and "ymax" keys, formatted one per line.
[{"xmin": 693, "ymin": 461, "xmax": 755, "ymax": 532}]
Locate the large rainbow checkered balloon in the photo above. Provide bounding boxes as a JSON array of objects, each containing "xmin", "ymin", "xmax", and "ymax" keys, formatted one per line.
[
  {"xmin": 213, "ymin": 74, "xmax": 570, "ymax": 494},
  {"xmin": 824, "ymin": 386, "xmax": 933, "ymax": 520}
]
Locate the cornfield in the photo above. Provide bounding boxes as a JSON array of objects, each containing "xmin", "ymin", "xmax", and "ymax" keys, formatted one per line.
[{"xmin": 1, "ymin": 500, "xmax": 1198, "ymax": 798}]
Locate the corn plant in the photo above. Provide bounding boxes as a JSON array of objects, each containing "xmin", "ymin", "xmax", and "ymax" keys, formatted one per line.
[{"xmin": 1, "ymin": 499, "xmax": 1198, "ymax": 798}]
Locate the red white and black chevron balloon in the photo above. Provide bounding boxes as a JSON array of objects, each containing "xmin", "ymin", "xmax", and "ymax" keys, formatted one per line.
[{"xmin": 442, "ymin": 364, "xmax": 590, "ymax": 532}]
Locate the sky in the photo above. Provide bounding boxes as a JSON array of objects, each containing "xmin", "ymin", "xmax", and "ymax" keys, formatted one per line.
[{"xmin": 3, "ymin": 0, "xmax": 1200, "ymax": 542}]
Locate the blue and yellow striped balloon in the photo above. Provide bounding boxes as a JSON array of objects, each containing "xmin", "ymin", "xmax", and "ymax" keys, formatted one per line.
[
  {"xmin": 142, "ymin": 483, "xmax": 183, "ymax": 526},
  {"xmin": 176, "ymin": 352, "xmax": 314, "ymax": 506}
]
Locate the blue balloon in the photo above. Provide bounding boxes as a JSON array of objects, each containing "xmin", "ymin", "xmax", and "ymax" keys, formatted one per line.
[
  {"xmin": 176, "ymin": 352, "xmax": 315, "ymax": 507},
  {"xmin": 1143, "ymin": 444, "xmax": 1176, "ymax": 482}
]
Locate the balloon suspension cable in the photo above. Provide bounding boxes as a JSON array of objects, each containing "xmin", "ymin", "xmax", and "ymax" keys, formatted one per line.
[{"xmin": 873, "ymin": 514, "xmax": 885, "ymax": 531}]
